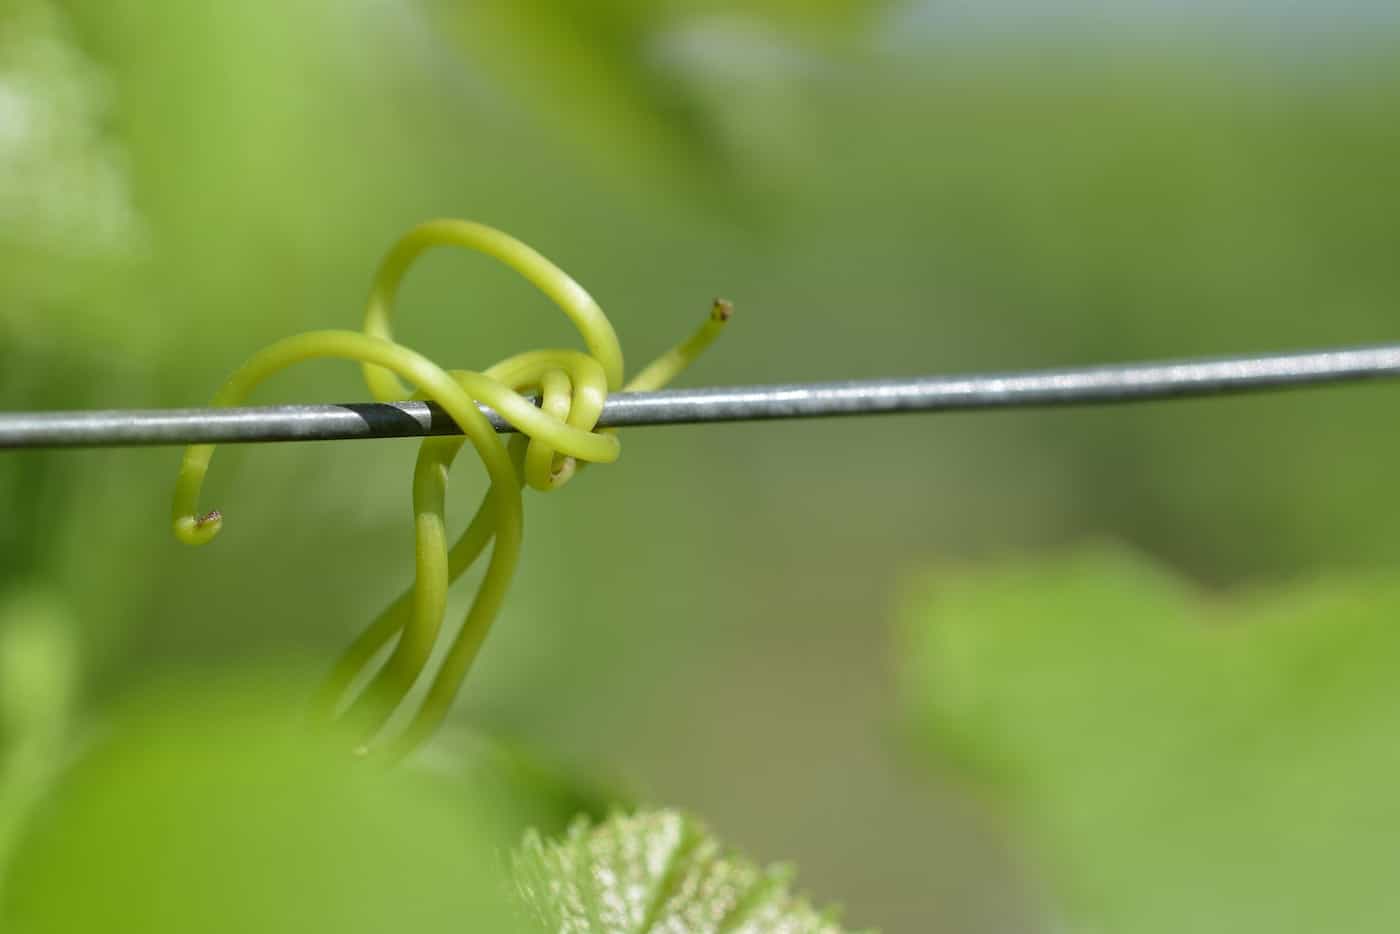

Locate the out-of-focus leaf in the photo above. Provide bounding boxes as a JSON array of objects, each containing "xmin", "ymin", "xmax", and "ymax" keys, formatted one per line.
[
  {"xmin": 3, "ymin": 672, "xmax": 521, "ymax": 933},
  {"xmin": 0, "ymin": 0, "xmax": 139, "ymax": 338},
  {"xmin": 514, "ymin": 809, "xmax": 862, "ymax": 933},
  {"xmin": 0, "ymin": 589, "xmax": 76, "ymax": 890},
  {"xmin": 672, "ymin": 0, "xmax": 889, "ymax": 34},
  {"xmin": 415, "ymin": 726, "xmax": 625, "ymax": 840},
  {"xmin": 425, "ymin": 0, "xmax": 888, "ymax": 193},
  {"xmin": 901, "ymin": 547, "xmax": 1400, "ymax": 933},
  {"xmin": 428, "ymin": 0, "xmax": 720, "ymax": 190}
]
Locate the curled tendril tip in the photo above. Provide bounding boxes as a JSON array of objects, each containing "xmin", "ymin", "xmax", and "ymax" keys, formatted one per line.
[{"xmin": 170, "ymin": 219, "xmax": 730, "ymax": 760}]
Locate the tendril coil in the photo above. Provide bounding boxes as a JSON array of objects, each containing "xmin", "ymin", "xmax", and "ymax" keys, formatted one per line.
[{"xmin": 170, "ymin": 220, "xmax": 730, "ymax": 759}]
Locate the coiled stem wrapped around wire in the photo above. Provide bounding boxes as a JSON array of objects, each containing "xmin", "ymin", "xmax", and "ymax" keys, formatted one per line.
[{"xmin": 170, "ymin": 220, "xmax": 730, "ymax": 759}]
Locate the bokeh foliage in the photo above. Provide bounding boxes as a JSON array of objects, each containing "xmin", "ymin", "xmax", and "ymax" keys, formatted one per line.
[
  {"xmin": 2, "ymin": 1, "xmax": 1398, "ymax": 930},
  {"xmin": 903, "ymin": 548, "xmax": 1400, "ymax": 933},
  {"xmin": 3, "ymin": 674, "xmax": 522, "ymax": 933}
]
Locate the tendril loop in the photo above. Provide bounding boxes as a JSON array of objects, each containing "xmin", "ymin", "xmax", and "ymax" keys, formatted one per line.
[{"xmin": 170, "ymin": 220, "xmax": 730, "ymax": 759}]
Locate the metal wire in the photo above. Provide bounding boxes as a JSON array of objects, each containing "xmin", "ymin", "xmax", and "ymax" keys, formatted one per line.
[{"xmin": 2, "ymin": 342, "xmax": 1398, "ymax": 449}]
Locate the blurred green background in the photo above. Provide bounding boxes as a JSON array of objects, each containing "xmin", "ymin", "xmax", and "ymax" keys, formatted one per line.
[{"xmin": 2, "ymin": 1, "xmax": 1398, "ymax": 931}]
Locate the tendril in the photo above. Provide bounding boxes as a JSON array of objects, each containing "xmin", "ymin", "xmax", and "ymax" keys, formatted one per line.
[{"xmin": 171, "ymin": 220, "xmax": 730, "ymax": 759}]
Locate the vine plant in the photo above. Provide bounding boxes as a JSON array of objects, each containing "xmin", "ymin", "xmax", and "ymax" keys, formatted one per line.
[{"xmin": 169, "ymin": 219, "xmax": 730, "ymax": 760}]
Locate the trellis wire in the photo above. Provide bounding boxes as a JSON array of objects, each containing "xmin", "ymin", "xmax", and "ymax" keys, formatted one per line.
[{"xmin": 1, "ymin": 342, "xmax": 1397, "ymax": 449}]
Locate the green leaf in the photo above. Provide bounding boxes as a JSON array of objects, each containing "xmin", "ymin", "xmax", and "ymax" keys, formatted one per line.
[
  {"xmin": 0, "ymin": 589, "xmax": 77, "ymax": 889},
  {"xmin": 0, "ymin": 0, "xmax": 140, "ymax": 342},
  {"xmin": 425, "ymin": 0, "xmax": 889, "ymax": 193},
  {"xmin": 418, "ymin": 727, "xmax": 625, "ymax": 841},
  {"xmin": 3, "ymin": 671, "xmax": 522, "ymax": 934},
  {"xmin": 513, "ymin": 809, "xmax": 862, "ymax": 933},
  {"xmin": 901, "ymin": 546, "xmax": 1400, "ymax": 934}
]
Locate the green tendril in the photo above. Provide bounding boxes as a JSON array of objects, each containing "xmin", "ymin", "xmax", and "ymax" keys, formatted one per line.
[
  {"xmin": 173, "ymin": 220, "xmax": 731, "ymax": 758},
  {"xmin": 625, "ymin": 298, "xmax": 732, "ymax": 393}
]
